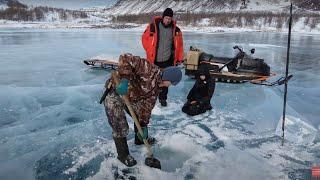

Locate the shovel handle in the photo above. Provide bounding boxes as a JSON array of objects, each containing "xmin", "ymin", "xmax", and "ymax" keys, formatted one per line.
[{"xmin": 111, "ymin": 72, "xmax": 153, "ymax": 158}]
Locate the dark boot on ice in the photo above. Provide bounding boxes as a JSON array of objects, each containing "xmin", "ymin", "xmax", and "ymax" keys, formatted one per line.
[
  {"xmin": 113, "ymin": 137, "xmax": 137, "ymax": 167},
  {"xmin": 159, "ymin": 99, "xmax": 167, "ymax": 107}
]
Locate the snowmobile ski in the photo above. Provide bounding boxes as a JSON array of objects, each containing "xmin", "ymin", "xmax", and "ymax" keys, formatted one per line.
[{"xmin": 83, "ymin": 59, "xmax": 118, "ymax": 69}]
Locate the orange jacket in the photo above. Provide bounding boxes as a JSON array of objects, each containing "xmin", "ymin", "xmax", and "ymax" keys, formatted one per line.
[{"xmin": 142, "ymin": 16, "xmax": 184, "ymax": 65}]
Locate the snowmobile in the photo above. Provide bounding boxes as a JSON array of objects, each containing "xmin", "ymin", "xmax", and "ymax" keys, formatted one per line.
[{"xmin": 185, "ymin": 46, "xmax": 272, "ymax": 83}]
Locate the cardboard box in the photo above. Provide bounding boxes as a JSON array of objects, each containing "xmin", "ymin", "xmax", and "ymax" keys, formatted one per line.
[{"xmin": 186, "ymin": 51, "xmax": 201, "ymax": 70}]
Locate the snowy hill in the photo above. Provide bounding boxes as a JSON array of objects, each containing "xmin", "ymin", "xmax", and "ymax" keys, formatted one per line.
[
  {"xmin": 295, "ymin": 0, "xmax": 320, "ymax": 11},
  {"xmin": 106, "ymin": 0, "xmax": 320, "ymax": 15},
  {"xmin": 0, "ymin": 0, "xmax": 7, "ymax": 8},
  {"xmin": 106, "ymin": 0, "xmax": 320, "ymax": 33},
  {"xmin": 19, "ymin": 0, "xmax": 117, "ymax": 10},
  {"xmin": 0, "ymin": 0, "xmax": 26, "ymax": 9},
  {"xmin": 0, "ymin": 0, "xmax": 319, "ymax": 33},
  {"xmin": 0, "ymin": 3, "xmax": 7, "ymax": 10},
  {"xmin": 0, "ymin": 0, "xmax": 88, "ymax": 22}
]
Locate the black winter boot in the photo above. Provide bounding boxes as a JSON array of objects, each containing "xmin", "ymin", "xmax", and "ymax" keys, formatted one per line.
[
  {"xmin": 134, "ymin": 124, "xmax": 156, "ymax": 145},
  {"xmin": 206, "ymin": 104, "xmax": 213, "ymax": 110},
  {"xmin": 159, "ymin": 99, "xmax": 167, "ymax": 107},
  {"xmin": 113, "ymin": 137, "xmax": 137, "ymax": 167}
]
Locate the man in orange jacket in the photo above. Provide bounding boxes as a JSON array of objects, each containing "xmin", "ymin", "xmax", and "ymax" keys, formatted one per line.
[{"xmin": 142, "ymin": 8, "xmax": 184, "ymax": 107}]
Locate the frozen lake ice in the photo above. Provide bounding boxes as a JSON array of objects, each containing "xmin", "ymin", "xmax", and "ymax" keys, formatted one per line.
[{"xmin": 0, "ymin": 28, "xmax": 319, "ymax": 180}]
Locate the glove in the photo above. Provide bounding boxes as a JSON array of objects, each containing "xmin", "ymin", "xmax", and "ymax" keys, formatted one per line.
[
  {"xmin": 137, "ymin": 127, "xmax": 148, "ymax": 141},
  {"xmin": 116, "ymin": 78, "xmax": 129, "ymax": 95}
]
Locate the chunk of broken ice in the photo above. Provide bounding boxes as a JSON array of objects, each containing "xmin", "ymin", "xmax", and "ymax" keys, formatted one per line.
[{"xmin": 275, "ymin": 115, "xmax": 318, "ymax": 144}]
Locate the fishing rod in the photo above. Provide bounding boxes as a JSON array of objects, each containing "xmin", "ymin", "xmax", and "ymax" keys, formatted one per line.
[{"xmin": 282, "ymin": 3, "xmax": 293, "ymax": 146}]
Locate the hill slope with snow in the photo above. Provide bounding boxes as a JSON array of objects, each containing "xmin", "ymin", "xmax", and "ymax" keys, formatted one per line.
[
  {"xmin": 19, "ymin": 0, "xmax": 117, "ymax": 10},
  {"xmin": 0, "ymin": 0, "xmax": 89, "ymax": 22},
  {"xmin": 104, "ymin": 0, "xmax": 320, "ymax": 33},
  {"xmin": 0, "ymin": 0, "xmax": 319, "ymax": 33},
  {"xmin": 106, "ymin": 0, "xmax": 320, "ymax": 15}
]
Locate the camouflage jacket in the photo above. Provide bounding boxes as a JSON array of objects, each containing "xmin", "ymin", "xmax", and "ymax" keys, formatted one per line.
[{"xmin": 115, "ymin": 53, "xmax": 162, "ymax": 125}]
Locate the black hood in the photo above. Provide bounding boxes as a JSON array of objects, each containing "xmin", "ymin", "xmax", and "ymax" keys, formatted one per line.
[{"xmin": 197, "ymin": 64, "xmax": 211, "ymax": 80}]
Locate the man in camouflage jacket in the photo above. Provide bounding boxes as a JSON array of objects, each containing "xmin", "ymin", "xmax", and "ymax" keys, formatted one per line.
[{"xmin": 103, "ymin": 53, "xmax": 182, "ymax": 167}]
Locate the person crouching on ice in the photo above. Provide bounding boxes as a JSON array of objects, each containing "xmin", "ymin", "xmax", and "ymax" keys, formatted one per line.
[
  {"xmin": 182, "ymin": 65, "xmax": 215, "ymax": 116},
  {"xmin": 102, "ymin": 53, "xmax": 182, "ymax": 167}
]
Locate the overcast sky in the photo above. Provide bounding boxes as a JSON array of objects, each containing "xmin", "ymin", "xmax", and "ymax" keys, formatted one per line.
[{"xmin": 19, "ymin": 0, "xmax": 117, "ymax": 9}]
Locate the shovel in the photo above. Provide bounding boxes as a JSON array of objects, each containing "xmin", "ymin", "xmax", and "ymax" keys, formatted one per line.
[{"xmin": 111, "ymin": 72, "xmax": 161, "ymax": 169}]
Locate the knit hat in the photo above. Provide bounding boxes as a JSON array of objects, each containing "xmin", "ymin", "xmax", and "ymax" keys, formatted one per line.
[
  {"xmin": 161, "ymin": 66, "xmax": 182, "ymax": 86},
  {"xmin": 163, "ymin": 8, "xmax": 173, "ymax": 18}
]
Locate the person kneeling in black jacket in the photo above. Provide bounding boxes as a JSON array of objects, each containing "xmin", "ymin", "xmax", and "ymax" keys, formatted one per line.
[{"xmin": 182, "ymin": 65, "xmax": 215, "ymax": 116}]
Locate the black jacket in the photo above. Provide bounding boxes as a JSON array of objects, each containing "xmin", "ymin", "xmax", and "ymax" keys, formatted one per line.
[{"xmin": 187, "ymin": 67, "xmax": 215, "ymax": 104}]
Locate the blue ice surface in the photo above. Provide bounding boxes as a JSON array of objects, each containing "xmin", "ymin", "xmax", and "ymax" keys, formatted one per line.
[{"xmin": 0, "ymin": 28, "xmax": 319, "ymax": 180}]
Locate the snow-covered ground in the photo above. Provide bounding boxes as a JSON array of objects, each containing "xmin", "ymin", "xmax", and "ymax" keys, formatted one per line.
[
  {"xmin": 1, "ymin": 20, "xmax": 319, "ymax": 34},
  {"xmin": 244, "ymin": 0, "xmax": 290, "ymax": 11},
  {"xmin": 1, "ymin": 0, "xmax": 319, "ymax": 33},
  {"xmin": 105, "ymin": 0, "xmax": 292, "ymax": 15},
  {"xmin": 0, "ymin": 4, "xmax": 7, "ymax": 10},
  {"xmin": 102, "ymin": 0, "xmax": 320, "ymax": 15},
  {"xmin": 181, "ymin": 16, "xmax": 320, "ymax": 34},
  {"xmin": 19, "ymin": 0, "xmax": 116, "ymax": 10}
]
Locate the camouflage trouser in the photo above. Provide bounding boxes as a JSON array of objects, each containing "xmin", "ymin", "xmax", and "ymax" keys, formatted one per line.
[
  {"xmin": 104, "ymin": 90, "xmax": 153, "ymax": 138},
  {"xmin": 104, "ymin": 91, "xmax": 129, "ymax": 138}
]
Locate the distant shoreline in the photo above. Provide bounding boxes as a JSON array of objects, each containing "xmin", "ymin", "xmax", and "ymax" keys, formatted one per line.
[{"xmin": 0, "ymin": 21, "xmax": 319, "ymax": 35}]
